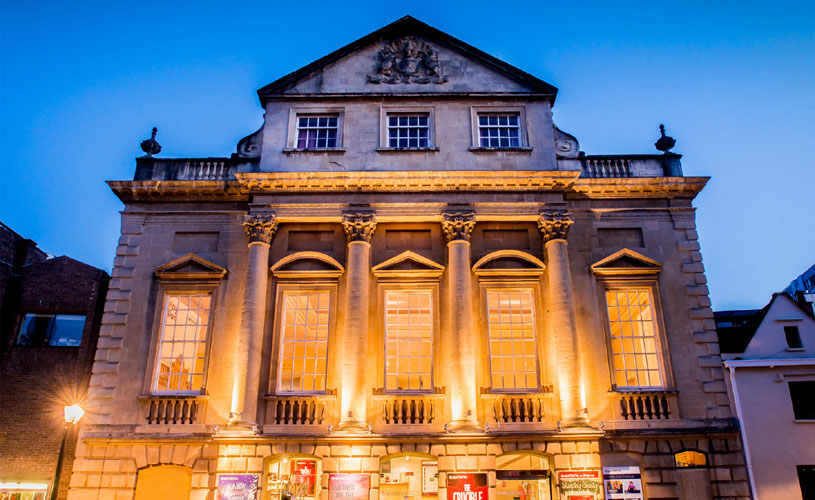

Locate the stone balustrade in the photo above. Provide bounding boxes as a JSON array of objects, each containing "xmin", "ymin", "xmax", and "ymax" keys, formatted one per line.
[
  {"xmin": 482, "ymin": 394, "xmax": 554, "ymax": 424},
  {"xmin": 264, "ymin": 396, "xmax": 333, "ymax": 426},
  {"xmin": 133, "ymin": 156, "xmax": 257, "ymax": 181},
  {"xmin": 611, "ymin": 392, "xmax": 678, "ymax": 421},
  {"xmin": 139, "ymin": 396, "xmax": 205, "ymax": 425},
  {"xmin": 557, "ymin": 154, "xmax": 683, "ymax": 178}
]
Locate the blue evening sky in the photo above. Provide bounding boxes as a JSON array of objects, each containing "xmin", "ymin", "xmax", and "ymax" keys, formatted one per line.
[{"xmin": 1, "ymin": 1, "xmax": 813, "ymax": 310}]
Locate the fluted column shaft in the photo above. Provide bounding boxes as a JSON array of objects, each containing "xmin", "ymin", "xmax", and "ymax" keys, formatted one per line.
[
  {"xmin": 231, "ymin": 214, "xmax": 278, "ymax": 426},
  {"xmin": 442, "ymin": 212, "xmax": 480, "ymax": 431},
  {"xmin": 338, "ymin": 213, "xmax": 376, "ymax": 432},
  {"xmin": 538, "ymin": 211, "xmax": 587, "ymax": 427}
]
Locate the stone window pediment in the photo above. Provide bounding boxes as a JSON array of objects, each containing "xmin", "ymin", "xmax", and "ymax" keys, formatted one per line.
[
  {"xmin": 271, "ymin": 251, "xmax": 345, "ymax": 279},
  {"xmin": 154, "ymin": 253, "xmax": 227, "ymax": 281},
  {"xmin": 372, "ymin": 251, "xmax": 444, "ymax": 279},
  {"xmin": 590, "ymin": 248, "xmax": 662, "ymax": 276},
  {"xmin": 472, "ymin": 250, "xmax": 545, "ymax": 278}
]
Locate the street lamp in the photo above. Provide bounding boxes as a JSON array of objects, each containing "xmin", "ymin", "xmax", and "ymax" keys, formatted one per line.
[{"xmin": 51, "ymin": 404, "xmax": 84, "ymax": 500}]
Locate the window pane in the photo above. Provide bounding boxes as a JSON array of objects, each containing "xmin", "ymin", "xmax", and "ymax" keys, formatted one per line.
[
  {"xmin": 384, "ymin": 291, "xmax": 433, "ymax": 391},
  {"xmin": 387, "ymin": 114, "xmax": 431, "ymax": 148},
  {"xmin": 278, "ymin": 291, "xmax": 330, "ymax": 393},
  {"xmin": 295, "ymin": 115, "xmax": 340, "ymax": 149},
  {"xmin": 477, "ymin": 113, "xmax": 522, "ymax": 148},
  {"xmin": 605, "ymin": 289, "xmax": 662, "ymax": 388},
  {"xmin": 153, "ymin": 293, "xmax": 211, "ymax": 393},
  {"xmin": 486, "ymin": 290, "xmax": 539, "ymax": 391}
]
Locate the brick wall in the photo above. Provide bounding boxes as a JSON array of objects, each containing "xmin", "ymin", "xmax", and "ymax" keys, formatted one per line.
[{"xmin": 0, "ymin": 245, "xmax": 109, "ymax": 500}]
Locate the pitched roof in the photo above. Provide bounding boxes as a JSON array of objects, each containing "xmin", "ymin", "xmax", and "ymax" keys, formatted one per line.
[
  {"xmin": 716, "ymin": 293, "xmax": 815, "ymax": 353},
  {"xmin": 257, "ymin": 16, "xmax": 558, "ymax": 102}
]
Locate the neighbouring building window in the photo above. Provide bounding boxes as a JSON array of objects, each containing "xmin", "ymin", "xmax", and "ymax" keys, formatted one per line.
[
  {"xmin": 477, "ymin": 113, "xmax": 521, "ymax": 148},
  {"xmin": 675, "ymin": 450, "xmax": 707, "ymax": 468},
  {"xmin": 17, "ymin": 313, "xmax": 86, "ymax": 346},
  {"xmin": 153, "ymin": 293, "xmax": 211, "ymax": 393},
  {"xmin": 789, "ymin": 381, "xmax": 815, "ymax": 420},
  {"xmin": 296, "ymin": 115, "xmax": 338, "ymax": 149},
  {"xmin": 384, "ymin": 290, "xmax": 433, "ymax": 391},
  {"xmin": 387, "ymin": 114, "xmax": 430, "ymax": 148},
  {"xmin": 0, "ymin": 483, "xmax": 49, "ymax": 500},
  {"xmin": 785, "ymin": 325, "xmax": 804, "ymax": 349},
  {"xmin": 605, "ymin": 289, "xmax": 664, "ymax": 388},
  {"xmin": 278, "ymin": 292, "xmax": 330, "ymax": 393},
  {"xmin": 486, "ymin": 290, "xmax": 539, "ymax": 391}
]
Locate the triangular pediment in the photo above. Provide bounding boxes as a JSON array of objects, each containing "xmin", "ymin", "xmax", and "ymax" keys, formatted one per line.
[
  {"xmin": 154, "ymin": 253, "xmax": 227, "ymax": 280},
  {"xmin": 258, "ymin": 16, "xmax": 557, "ymax": 100},
  {"xmin": 372, "ymin": 251, "xmax": 444, "ymax": 278},
  {"xmin": 590, "ymin": 249, "xmax": 662, "ymax": 276}
]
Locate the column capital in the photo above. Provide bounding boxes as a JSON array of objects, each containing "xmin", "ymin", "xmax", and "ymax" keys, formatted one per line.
[
  {"xmin": 342, "ymin": 212, "xmax": 377, "ymax": 243},
  {"xmin": 441, "ymin": 212, "xmax": 476, "ymax": 243},
  {"xmin": 537, "ymin": 211, "xmax": 573, "ymax": 243},
  {"xmin": 242, "ymin": 214, "xmax": 278, "ymax": 245}
]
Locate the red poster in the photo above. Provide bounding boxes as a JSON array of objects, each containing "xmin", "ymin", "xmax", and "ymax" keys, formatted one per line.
[
  {"xmin": 557, "ymin": 471, "xmax": 602, "ymax": 500},
  {"xmin": 329, "ymin": 473, "xmax": 370, "ymax": 500},
  {"xmin": 292, "ymin": 459, "xmax": 317, "ymax": 496},
  {"xmin": 447, "ymin": 473, "xmax": 488, "ymax": 500}
]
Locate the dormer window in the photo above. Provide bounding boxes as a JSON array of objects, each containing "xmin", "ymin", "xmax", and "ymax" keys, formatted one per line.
[{"xmin": 296, "ymin": 115, "xmax": 339, "ymax": 149}]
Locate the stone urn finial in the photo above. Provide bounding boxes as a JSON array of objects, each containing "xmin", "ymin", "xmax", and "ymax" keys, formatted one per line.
[
  {"xmin": 140, "ymin": 127, "xmax": 162, "ymax": 156},
  {"xmin": 654, "ymin": 124, "xmax": 676, "ymax": 153}
]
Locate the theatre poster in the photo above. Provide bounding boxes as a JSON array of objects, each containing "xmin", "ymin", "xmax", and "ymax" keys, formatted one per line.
[
  {"xmin": 602, "ymin": 466, "xmax": 643, "ymax": 500},
  {"xmin": 447, "ymin": 473, "xmax": 488, "ymax": 500},
  {"xmin": 217, "ymin": 474, "xmax": 259, "ymax": 500},
  {"xmin": 556, "ymin": 471, "xmax": 602, "ymax": 500},
  {"xmin": 329, "ymin": 474, "xmax": 370, "ymax": 500}
]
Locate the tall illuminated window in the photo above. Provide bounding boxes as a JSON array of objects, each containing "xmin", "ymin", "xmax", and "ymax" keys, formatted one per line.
[
  {"xmin": 486, "ymin": 290, "xmax": 539, "ymax": 391},
  {"xmin": 384, "ymin": 291, "xmax": 433, "ymax": 391},
  {"xmin": 605, "ymin": 289, "xmax": 663, "ymax": 388},
  {"xmin": 278, "ymin": 291, "xmax": 330, "ymax": 393},
  {"xmin": 153, "ymin": 293, "xmax": 211, "ymax": 393}
]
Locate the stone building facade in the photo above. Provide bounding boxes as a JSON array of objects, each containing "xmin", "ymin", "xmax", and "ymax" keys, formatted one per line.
[
  {"xmin": 67, "ymin": 17, "xmax": 750, "ymax": 500},
  {"xmin": 0, "ymin": 222, "xmax": 109, "ymax": 500}
]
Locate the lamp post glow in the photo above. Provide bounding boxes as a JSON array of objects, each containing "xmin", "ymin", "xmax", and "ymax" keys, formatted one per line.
[
  {"xmin": 52, "ymin": 404, "xmax": 84, "ymax": 500},
  {"xmin": 63, "ymin": 404, "xmax": 84, "ymax": 425}
]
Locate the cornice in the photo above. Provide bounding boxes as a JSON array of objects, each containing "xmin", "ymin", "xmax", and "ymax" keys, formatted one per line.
[
  {"xmin": 235, "ymin": 170, "xmax": 580, "ymax": 193},
  {"xmin": 107, "ymin": 180, "xmax": 248, "ymax": 202},
  {"xmin": 106, "ymin": 173, "xmax": 708, "ymax": 202},
  {"xmin": 568, "ymin": 177, "xmax": 709, "ymax": 199}
]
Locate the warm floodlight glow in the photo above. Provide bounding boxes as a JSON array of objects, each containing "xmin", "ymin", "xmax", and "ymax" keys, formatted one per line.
[{"xmin": 64, "ymin": 404, "xmax": 85, "ymax": 424}]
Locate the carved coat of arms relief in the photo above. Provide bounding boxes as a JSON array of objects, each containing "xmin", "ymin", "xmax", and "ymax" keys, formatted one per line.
[{"xmin": 368, "ymin": 36, "xmax": 448, "ymax": 84}]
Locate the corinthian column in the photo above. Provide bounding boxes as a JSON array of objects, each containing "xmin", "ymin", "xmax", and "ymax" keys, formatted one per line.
[
  {"xmin": 338, "ymin": 212, "xmax": 376, "ymax": 432},
  {"xmin": 442, "ymin": 211, "xmax": 480, "ymax": 432},
  {"xmin": 230, "ymin": 214, "xmax": 278, "ymax": 427},
  {"xmin": 538, "ymin": 211, "xmax": 588, "ymax": 427}
]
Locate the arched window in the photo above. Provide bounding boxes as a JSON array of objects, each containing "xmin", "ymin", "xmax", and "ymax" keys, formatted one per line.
[
  {"xmin": 674, "ymin": 450, "xmax": 707, "ymax": 468},
  {"xmin": 134, "ymin": 465, "xmax": 192, "ymax": 500},
  {"xmin": 496, "ymin": 452, "xmax": 553, "ymax": 500},
  {"xmin": 263, "ymin": 455, "xmax": 322, "ymax": 500},
  {"xmin": 379, "ymin": 452, "xmax": 438, "ymax": 499}
]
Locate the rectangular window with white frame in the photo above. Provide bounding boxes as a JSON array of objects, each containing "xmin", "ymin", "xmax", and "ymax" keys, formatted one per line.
[
  {"xmin": 278, "ymin": 291, "xmax": 330, "ymax": 393},
  {"xmin": 296, "ymin": 115, "xmax": 339, "ymax": 149},
  {"xmin": 384, "ymin": 290, "xmax": 433, "ymax": 392},
  {"xmin": 476, "ymin": 112, "xmax": 522, "ymax": 148},
  {"xmin": 605, "ymin": 288, "xmax": 664, "ymax": 389},
  {"xmin": 153, "ymin": 293, "xmax": 211, "ymax": 393},
  {"xmin": 486, "ymin": 289, "xmax": 539, "ymax": 391},
  {"xmin": 388, "ymin": 114, "xmax": 430, "ymax": 149}
]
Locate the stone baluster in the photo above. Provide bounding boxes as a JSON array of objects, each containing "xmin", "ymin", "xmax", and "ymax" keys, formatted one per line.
[
  {"xmin": 230, "ymin": 214, "xmax": 278, "ymax": 427},
  {"xmin": 538, "ymin": 211, "xmax": 588, "ymax": 427},
  {"xmin": 337, "ymin": 212, "xmax": 377, "ymax": 432},
  {"xmin": 441, "ymin": 211, "xmax": 480, "ymax": 432}
]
